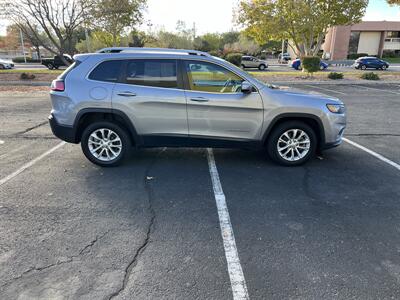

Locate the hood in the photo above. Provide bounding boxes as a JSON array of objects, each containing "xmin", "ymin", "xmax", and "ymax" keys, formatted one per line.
[{"xmin": 266, "ymin": 84, "xmax": 343, "ymax": 104}]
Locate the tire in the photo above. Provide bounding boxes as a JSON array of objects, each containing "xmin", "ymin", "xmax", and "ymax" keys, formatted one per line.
[
  {"xmin": 47, "ymin": 63, "xmax": 54, "ymax": 70},
  {"xmin": 258, "ymin": 64, "xmax": 267, "ymax": 71},
  {"xmin": 0, "ymin": 64, "xmax": 5, "ymax": 70},
  {"xmin": 361, "ymin": 65, "xmax": 367, "ymax": 70},
  {"xmin": 241, "ymin": 64, "xmax": 246, "ymax": 69},
  {"xmin": 382, "ymin": 65, "xmax": 387, "ymax": 70},
  {"xmin": 267, "ymin": 121, "xmax": 317, "ymax": 166},
  {"xmin": 81, "ymin": 121, "xmax": 130, "ymax": 167}
]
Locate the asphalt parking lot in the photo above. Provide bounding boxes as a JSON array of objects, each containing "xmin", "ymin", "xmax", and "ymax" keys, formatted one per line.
[{"xmin": 0, "ymin": 83, "xmax": 399, "ymax": 299}]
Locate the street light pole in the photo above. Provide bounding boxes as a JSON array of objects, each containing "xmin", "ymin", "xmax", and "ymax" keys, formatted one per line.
[{"xmin": 19, "ymin": 28, "xmax": 27, "ymax": 63}]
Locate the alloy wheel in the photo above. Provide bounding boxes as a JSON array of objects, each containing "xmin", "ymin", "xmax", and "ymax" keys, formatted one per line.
[
  {"xmin": 88, "ymin": 128, "xmax": 122, "ymax": 162},
  {"xmin": 276, "ymin": 129, "xmax": 311, "ymax": 162}
]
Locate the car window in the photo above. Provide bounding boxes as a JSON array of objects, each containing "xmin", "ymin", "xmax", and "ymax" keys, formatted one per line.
[
  {"xmin": 125, "ymin": 59, "xmax": 177, "ymax": 89},
  {"xmin": 89, "ymin": 60, "xmax": 123, "ymax": 82},
  {"xmin": 184, "ymin": 61, "xmax": 244, "ymax": 93},
  {"xmin": 242, "ymin": 57, "xmax": 250, "ymax": 61}
]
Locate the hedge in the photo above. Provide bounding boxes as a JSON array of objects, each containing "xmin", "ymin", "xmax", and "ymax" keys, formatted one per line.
[
  {"xmin": 225, "ymin": 53, "xmax": 243, "ymax": 66},
  {"xmin": 302, "ymin": 56, "xmax": 320, "ymax": 74}
]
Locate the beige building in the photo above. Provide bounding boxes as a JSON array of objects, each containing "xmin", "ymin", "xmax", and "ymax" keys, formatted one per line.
[{"xmin": 322, "ymin": 21, "xmax": 400, "ymax": 60}]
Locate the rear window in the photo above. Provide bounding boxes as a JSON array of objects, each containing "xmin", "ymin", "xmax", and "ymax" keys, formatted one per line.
[
  {"xmin": 125, "ymin": 59, "xmax": 177, "ymax": 88},
  {"xmin": 59, "ymin": 61, "xmax": 80, "ymax": 80},
  {"xmin": 89, "ymin": 60, "xmax": 123, "ymax": 82}
]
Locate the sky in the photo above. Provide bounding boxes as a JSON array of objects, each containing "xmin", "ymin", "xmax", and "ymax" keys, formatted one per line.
[{"xmin": 0, "ymin": 0, "xmax": 399, "ymax": 36}]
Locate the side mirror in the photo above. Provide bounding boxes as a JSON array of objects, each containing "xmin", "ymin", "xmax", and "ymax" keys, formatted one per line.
[{"xmin": 241, "ymin": 81, "xmax": 252, "ymax": 93}]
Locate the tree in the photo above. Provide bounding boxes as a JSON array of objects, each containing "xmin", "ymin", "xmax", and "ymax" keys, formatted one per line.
[
  {"xmin": 89, "ymin": 0, "xmax": 146, "ymax": 46},
  {"xmin": 387, "ymin": 0, "xmax": 400, "ymax": 4},
  {"xmin": 237, "ymin": 0, "xmax": 368, "ymax": 57},
  {"xmin": 0, "ymin": 0, "xmax": 91, "ymax": 65}
]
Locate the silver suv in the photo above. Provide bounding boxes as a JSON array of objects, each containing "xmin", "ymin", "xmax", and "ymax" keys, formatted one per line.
[
  {"xmin": 241, "ymin": 55, "xmax": 268, "ymax": 70},
  {"xmin": 49, "ymin": 48, "xmax": 346, "ymax": 167}
]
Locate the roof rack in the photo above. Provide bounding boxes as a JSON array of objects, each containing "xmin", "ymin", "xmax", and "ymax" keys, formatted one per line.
[{"xmin": 120, "ymin": 47, "xmax": 212, "ymax": 57}]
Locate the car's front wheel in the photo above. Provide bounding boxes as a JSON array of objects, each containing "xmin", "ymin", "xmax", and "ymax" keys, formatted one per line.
[
  {"xmin": 258, "ymin": 64, "xmax": 267, "ymax": 70},
  {"xmin": 81, "ymin": 121, "xmax": 130, "ymax": 167},
  {"xmin": 267, "ymin": 121, "xmax": 317, "ymax": 166},
  {"xmin": 361, "ymin": 65, "xmax": 367, "ymax": 70},
  {"xmin": 382, "ymin": 65, "xmax": 387, "ymax": 70}
]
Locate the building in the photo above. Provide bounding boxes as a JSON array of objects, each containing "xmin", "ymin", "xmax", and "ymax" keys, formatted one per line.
[{"xmin": 322, "ymin": 21, "xmax": 400, "ymax": 60}]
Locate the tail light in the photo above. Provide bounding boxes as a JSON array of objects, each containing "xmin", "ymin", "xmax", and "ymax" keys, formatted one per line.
[{"xmin": 51, "ymin": 79, "xmax": 65, "ymax": 92}]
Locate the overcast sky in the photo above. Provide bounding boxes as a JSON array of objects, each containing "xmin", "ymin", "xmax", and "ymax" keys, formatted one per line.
[{"xmin": 0, "ymin": 0, "xmax": 399, "ymax": 36}]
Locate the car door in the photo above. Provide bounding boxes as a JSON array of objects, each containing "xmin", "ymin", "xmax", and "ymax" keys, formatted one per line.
[
  {"xmin": 112, "ymin": 59, "xmax": 188, "ymax": 140},
  {"xmin": 182, "ymin": 60, "xmax": 264, "ymax": 141}
]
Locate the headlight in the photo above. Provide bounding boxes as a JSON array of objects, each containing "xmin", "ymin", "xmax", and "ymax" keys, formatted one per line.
[{"xmin": 326, "ymin": 104, "xmax": 345, "ymax": 114}]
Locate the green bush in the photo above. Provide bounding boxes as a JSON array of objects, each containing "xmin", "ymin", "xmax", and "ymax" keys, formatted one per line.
[
  {"xmin": 328, "ymin": 72, "xmax": 344, "ymax": 80},
  {"xmin": 347, "ymin": 53, "xmax": 369, "ymax": 59},
  {"xmin": 360, "ymin": 72, "xmax": 380, "ymax": 80},
  {"xmin": 302, "ymin": 56, "xmax": 320, "ymax": 74},
  {"xmin": 12, "ymin": 57, "xmax": 41, "ymax": 63},
  {"xmin": 20, "ymin": 72, "xmax": 36, "ymax": 80},
  {"xmin": 225, "ymin": 53, "xmax": 243, "ymax": 66}
]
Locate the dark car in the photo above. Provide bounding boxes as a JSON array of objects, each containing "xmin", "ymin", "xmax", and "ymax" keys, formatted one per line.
[
  {"xmin": 353, "ymin": 57, "xmax": 389, "ymax": 70},
  {"xmin": 290, "ymin": 59, "xmax": 328, "ymax": 71},
  {"xmin": 42, "ymin": 55, "xmax": 73, "ymax": 70},
  {"xmin": 278, "ymin": 53, "xmax": 291, "ymax": 63}
]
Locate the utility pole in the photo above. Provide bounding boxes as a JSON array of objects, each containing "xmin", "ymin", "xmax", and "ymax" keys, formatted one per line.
[
  {"xmin": 19, "ymin": 28, "xmax": 27, "ymax": 63},
  {"xmin": 193, "ymin": 22, "xmax": 196, "ymax": 40},
  {"xmin": 281, "ymin": 39, "xmax": 284, "ymax": 63},
  {"xmin": 84, "ymin": 27, "xmax": 91, "ymax": 53}
]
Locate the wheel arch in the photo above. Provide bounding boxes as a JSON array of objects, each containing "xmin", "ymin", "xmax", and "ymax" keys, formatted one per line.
[
  {"xmin": 262, "ymin": 113, "xmax": 325, "ymax": 148},
  {"xmin": 73, "ymin": 108, "xmax": 140, "ymax": 146}
]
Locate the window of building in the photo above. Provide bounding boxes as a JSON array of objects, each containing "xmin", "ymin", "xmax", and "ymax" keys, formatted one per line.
[{"xmin": 348, "ymin": 31, "xmax": 361, "ymax": 54}]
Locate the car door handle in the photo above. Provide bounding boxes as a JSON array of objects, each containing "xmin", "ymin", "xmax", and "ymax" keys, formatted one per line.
[
  {"xmin": 117, "ymin": 91, "xmax": 136, "ymax": 97},
  {"xmin": 190, "ymin": 97, "xmax": 209, "ymax": 102}
]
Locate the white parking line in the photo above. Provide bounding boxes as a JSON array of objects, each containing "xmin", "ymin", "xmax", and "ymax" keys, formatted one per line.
[
  {"xmin": 0, "ymin": 142, "xmax": 66, "ymax": 187},
  {"xmin": 343, "ymin": 138, "xmax": 400, "ymax": 171},
  {"xmin": 206, "ymin": 148, "xmax": 249, "ymax": 300},
  {"xmin": 350, "ymin": 85, "xmax": 400, "ymax": 95},
  {"xmin": 304, "ymin": 84, "xmax": 346, "ymax": 95}
]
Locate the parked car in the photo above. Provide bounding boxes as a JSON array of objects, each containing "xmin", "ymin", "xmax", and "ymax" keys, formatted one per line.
[
  {"xmin": 353, "ymin": 57, "xmax": 389, "ymax": 70},
  {"xmin": 291, "ymin": 58, "xmax": 328, "ymax": 71},
  {"xmin": 241, "ymin": 56, "xmax": 268, "ymax": 70},
  {"xmin": 0, "ymin": 58, "xmax": 15, "ymax": 69},
  {"xmin": 42, "ymin": 55, "xmax": 74, "ymax": 69},
  {"xmin": 278, "ymin": 53, "xmax": 291, "ymax": 63},
  {"xmin": 49, "ymin": 48, "xmax": 346, "ymax": 167}
]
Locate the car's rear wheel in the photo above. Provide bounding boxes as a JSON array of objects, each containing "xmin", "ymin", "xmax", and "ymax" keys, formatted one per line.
[
  {"xmin": 241, "ymin": 64, "xmax": 246, "ymax": 69},
  {"xmin": 81, "ymin": 121, "xmax": 130, "ymax": 167},
  {"xmin": 267, "ymin": 121, "xmax": 317, "ymax": 166},
  {"xmin": 47, "ymin": 63, "xmax": 54, "ymax": 70},
  {"xmin": 258, "ymin": 64, "xmax": 267, "ymax": 70}
]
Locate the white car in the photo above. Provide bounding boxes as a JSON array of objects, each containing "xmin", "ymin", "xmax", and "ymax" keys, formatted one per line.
[{"xmin": 0, "ymin": 58, "xmax": 15, "ymax": 69}]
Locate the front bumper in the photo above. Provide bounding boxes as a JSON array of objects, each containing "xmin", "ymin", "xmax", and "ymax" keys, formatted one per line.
[{"xmin": 48, "ymin": 114, "xmax": 78, "ymax": 143}]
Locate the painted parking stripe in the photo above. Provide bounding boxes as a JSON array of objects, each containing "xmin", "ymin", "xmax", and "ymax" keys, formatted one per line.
[
  {"xmin": 206, "ymin": 148, "xmax": 249, "ymax": 300},
  {"xmin": 0, "ymin": 142, "xmax": 66, "ymax": 187},
  {"xmin": 343, "ymin": 138, "xmax": 400, "ymax": 171},
  {"xmin": 350, "ymin": 85, "xmax": 400, "ymax": 95},
  {"xmin": 304, "ymin": 84, "xmax": 346, "ymax": 95}
]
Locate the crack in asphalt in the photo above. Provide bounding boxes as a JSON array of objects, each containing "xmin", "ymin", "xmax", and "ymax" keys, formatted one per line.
[
  {"xmin": 15, "ymin": 121, "xmax": 48, "ymax": 135},
  {"xmin": 107, "ymin": 148, "xmax": 166, "ymax": 300},
  {"xmin": 0, "ymin": 231, "xmax": 109, "ymax": 288}
]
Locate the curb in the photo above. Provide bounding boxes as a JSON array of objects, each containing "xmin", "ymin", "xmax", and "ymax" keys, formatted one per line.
[{"xmin": 0, "ymin": 81, "xmax": 50, "ymax": 86}]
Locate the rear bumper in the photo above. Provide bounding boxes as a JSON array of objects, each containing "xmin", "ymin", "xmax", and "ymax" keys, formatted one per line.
[{"xmin": 48, "ymin": 114, "xmax": 78, "ymax": 143}]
